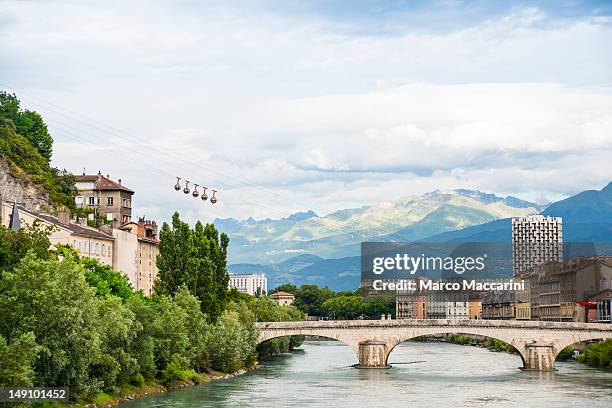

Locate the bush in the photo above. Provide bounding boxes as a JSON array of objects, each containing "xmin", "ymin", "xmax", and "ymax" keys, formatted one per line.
[
  {"xmin": 576, "ymin": 340, "xmax": 612, "ymax": 368},
  {"xmin": 160, "ymin": 357, "xmax": 192, "ymax": 384},
  {"xmin": 129, "ymin": 373, "xmax": 145, "ymax": 387}
]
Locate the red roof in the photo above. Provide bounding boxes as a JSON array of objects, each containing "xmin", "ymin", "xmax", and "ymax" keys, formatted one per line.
[
  {"xmin": 75, "ymin": 174, "xmax": 134, "ymax": 194},
  {"xmin": 271, "ymin": 291, "xmax": 295, "ymax": 298}
]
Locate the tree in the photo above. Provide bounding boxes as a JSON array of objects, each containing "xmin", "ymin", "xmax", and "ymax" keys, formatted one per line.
[
  {"xmin": 270, "ymin": 283, "xmax": 297, "ymax": 295},
  {"xmin": 0, "ymin": 92, "xmax": 53, "ymax": 161},
  {"xmin": 155, "ymin": 212, "xmax": 230, "ymax": 321},
  {"xmin": 0, "ymin": 105, "xmax": 76, "ymax": 209},
  {"xmin": 0, "ymin": 252, "xmax": 101, "ymax": 396},
  {"xmin": 0, "ymin": 332, "xmax": 40, "ymax": 387},
  {"xmin": 94, "ymin": 296, "xmax": 141, "ymax": 388},
  {"xmin": 292, "ymin": 285, "xmax": 335, "ymax": 317},
  {"xmin": 83, "ymin": 258, "xmax": 134, "ymax": 300},
  {"xmin": 0, "ymin": 222, "xmax": 52, "ymax": 273}
]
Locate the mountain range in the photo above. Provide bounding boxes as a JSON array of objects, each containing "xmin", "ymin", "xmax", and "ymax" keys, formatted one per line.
[
  {"xmin": 216, "ymin": 189, "xmax": 543, "ymax": 264},
  {"xmin": 220, "ymin": 183, "xmax": 612, "ymax": 291}
]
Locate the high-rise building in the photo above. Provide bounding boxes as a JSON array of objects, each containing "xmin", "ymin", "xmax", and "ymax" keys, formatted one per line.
[
  {"xmin": 228, "ymin": 273, "xmax": 267, "ymax": 296},
  {"xmin": 512, "ymin": 215, "xmax": 563, "ymax": 276}
]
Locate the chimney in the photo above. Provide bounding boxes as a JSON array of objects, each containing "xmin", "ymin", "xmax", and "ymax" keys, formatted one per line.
[
  {"xmin": 137, "ymin": 217, "xmax": 145, "ymax": 238},
  {"xmin": 118, "ymin": 178, "xmax": 121, "ymax": 185},
  {"xmin": 58, "ymin": 208, "xmax": 69, "ymax": 225}
]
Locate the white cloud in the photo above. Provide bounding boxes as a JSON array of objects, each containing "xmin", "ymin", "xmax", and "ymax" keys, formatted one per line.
[{"xmin": 1, "ymin": 1, "xmax": 611, "ymax": 223}]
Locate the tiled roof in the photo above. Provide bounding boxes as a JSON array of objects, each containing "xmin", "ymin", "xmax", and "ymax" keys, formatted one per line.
[
  {"xmin": 75, "ymin": 174, "xmax": 134, "ymax": 194},
  {"xmin": 271, "ymin": 291, "xmax": 295, "ymax": 298},
  {"xmin": 20, "ymin": 209, "xmax": 114, "ymax": 241}
]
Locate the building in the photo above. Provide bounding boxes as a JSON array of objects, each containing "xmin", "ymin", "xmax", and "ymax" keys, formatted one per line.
[
  {"xmin": 75, "ymin": 171, "xmax": 134, "ymax": 226},
  {"xmin": 229, "ymin": 273, "xmax": 267, "ymax": 296},
  {"xmin": 396, "ymin": 292, "xmax": 428, "ymax": 319},
  {"xmin": 1, "ymin": 201, "xmax": 114, "ymax": 266},
  {"xmin": 481, "ymin": 291, "xmax": 517, "ymax": 319},
  {"xmin": 113, "ymin": 218, "xmax": 159, "ymax": 295},
  {"xmin": 468, "ymin": 296, "xmax": 482, "ymax": 320},
  {"xmin": 587, "ymin": 289, "xmax": 612, "ymax": 323},
  {"xmin": 512, "ymin": 215, "xmax": 563, "ymax": 276},
  {"xmin": 270, "ymin": 291, "xmax": 295, "ymax": 305}
]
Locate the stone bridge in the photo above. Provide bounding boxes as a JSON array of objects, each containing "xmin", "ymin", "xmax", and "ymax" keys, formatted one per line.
[{"xmin": 256, "ymin": 319, "xmax": 612, "ymax": 371}]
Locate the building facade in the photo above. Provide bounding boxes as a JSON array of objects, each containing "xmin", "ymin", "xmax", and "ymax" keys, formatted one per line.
[
  {"xmin": 1, "ymin": 201, "xmax": 114, "ymax": 266},
  {"xmin": 228, "ymin": 273, "xmax": 267, "ymax": 296},
  {"xmin": 113, "ymin": 218, "xmax": 159, "ymax": 296},
  {"xmin": 512, "ymin": 215, "xmax": 563, "ymax": 276},
  {"xmin": 75, "ymin": 171, "xmax": 134, "ymax": 226}
]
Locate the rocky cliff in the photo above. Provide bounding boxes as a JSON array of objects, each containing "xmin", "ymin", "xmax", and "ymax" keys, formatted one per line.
[{"xmin": 0, "ymin": 156, "xmax": 52, "ymax": 210}]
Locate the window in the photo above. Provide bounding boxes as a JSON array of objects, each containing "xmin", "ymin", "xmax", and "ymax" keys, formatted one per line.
[
  {"xmin": 107, "ymin": 197, "xmax": 114, "ymax": 206},
  {"xmin": 101, "ymin": 244, "xmax": 105, "ymax": 256},
  {"xmin": 88, "ymin": 196, "xmax": 95, "ymax": 205}
]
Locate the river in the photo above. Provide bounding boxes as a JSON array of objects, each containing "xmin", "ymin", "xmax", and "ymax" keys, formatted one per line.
[{"xmin": 123, "ymin": 340, "xmax": 612, "ymax": 407}]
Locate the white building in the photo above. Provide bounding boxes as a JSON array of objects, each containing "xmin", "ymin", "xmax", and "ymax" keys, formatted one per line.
[
  {"xmin": 228, "ymin": 273, "xmax": 267, "ymax": 296},
  {"xmin": 512, "ymin": 215, "xmax": 563, "ymax": 276}
]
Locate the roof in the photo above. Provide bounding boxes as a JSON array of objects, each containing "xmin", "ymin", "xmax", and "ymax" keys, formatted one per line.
[
  {"xmin": 75, "ymin": 174, "xmax": 134, "ymax": 194},
  {"xmin": 16, "ymin": 206, "xmax": 114, "ymax": 241},
  {"xmin": 271, "ymin": 291, "xmax": 295, "ymax": 298}
]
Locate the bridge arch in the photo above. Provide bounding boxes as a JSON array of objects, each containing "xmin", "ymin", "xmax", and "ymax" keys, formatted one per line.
[
  {"xmin": 257, "ymin": 329, "xmax": 360, "ymax": 356},
  {"xmin": 385, "ymin": 329, "xmax": 526, "ymax": 367},
  {"xmin": 552, "ymin": 333, "xmax": 612, "ymax": 361}
]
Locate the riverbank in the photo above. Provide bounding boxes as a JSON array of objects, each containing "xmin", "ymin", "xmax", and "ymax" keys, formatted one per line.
[{"xmin": 52, "ymin": 365, "xmax": 260, "ymax": 408}]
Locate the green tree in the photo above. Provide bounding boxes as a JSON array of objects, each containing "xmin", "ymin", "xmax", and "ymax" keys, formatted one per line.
[
  {"xmin": 0, "ymin": 110, "xmax": 76, "ymax": 209},
  {"xmin": 0, "ymin": 332, "xmax": 40, "ymax": 387},
  {"xmin": 206, "ymin": 309, "xmax": 254, "ymax": 373},
  {"xmin": 0, "ymin": 252, "xmax": 101, "ymax": 396},
  {"xmin": 0, "ymin": 222, "xmax": 52, "ymax": 273},
  {"xmin": 0, "ymin": 91, "xmax": 53, "ymax": 161},
  {"xmin": 292, "ymin": 285, "xmax": 335, "ymax": 317},
  {"xmin": 155, "ymin": 212, "xmax": 230, "ymax": 321},
  {"xmin": 322, "ymin": 296, "xmax": 364, "ymax": 320},
  {"xmin": 83, "ymin": 258, "xmax": 134, "ymax": 300},
  {"xmin": 94, "ymin": 296, "xmax": 141, "ymax": 388}
]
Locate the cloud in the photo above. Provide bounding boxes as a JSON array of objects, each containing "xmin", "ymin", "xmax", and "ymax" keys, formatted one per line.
[{"xmin": 0, "ymin": 0, "xmax": 611, "ymax": 223}]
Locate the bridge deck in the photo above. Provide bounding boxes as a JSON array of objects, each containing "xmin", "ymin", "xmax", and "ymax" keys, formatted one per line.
[{"xmin": 256, "ymin": 319, "xmax": 612, "ymax": 332}]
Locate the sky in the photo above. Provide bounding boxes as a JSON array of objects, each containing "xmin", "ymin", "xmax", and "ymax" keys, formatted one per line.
[{"xmin": 1, "ymin": 0, "xmax": 611, "ymax": 224}]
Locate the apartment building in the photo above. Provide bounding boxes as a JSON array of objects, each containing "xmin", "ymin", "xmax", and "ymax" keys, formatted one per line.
[
  {"xmin": 75, "ymin": 171, "xmax": 134, "ymax": 226},
  {"xmin": 512, "ymin": 215, "xmax": 563, "ymax": 276},
  {"xmin": 113, "ymin": 218, "xmax": 160, "ymax": 295}
]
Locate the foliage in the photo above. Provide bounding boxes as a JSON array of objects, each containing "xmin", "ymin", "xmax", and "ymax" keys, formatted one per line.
[
  {"xmin": 576, "ymin": 340, "xmax": 612, "ymax": 368},
  {"xmin": 0, "ymin": 91, "xmax": 53, "ymax": 161},
  {"xmin": 246, "ymin": 296, "xmax": 304, "ymax": 359},
  {"xmin": 0, "ymin": 252, "xmax": 101, "ymax": 396},
  {"xmin": 155, "ymin": 212, "xmax": 230, "ymax": 321},
  {"xmin": 272, "ymin": 283, "xmax": 395, "ymax": 319},
  {"xmin": 0, "ymin": 222, "xmax": 53, "ymax": 273},
  {"xmin": 556, "ymin": 346, "xmax": 574, "ymax": 361},
  {"xmin": 0, "ymin": 220, "xmax": 307, "ymax": 402},
  {"xmin": 0, "ymin": 97, "xmax": 76, "ymax": 210},
  {"xmin": 0, "ymin": 332, "xmax": 40, "ymax": 387},
  {"xmin": 485, "ymin": 338, "xmax": 517, "ymax": 353},
  {"xmin": 83, "ymin": 258, "xmax": 134, "ymax": 300}
]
